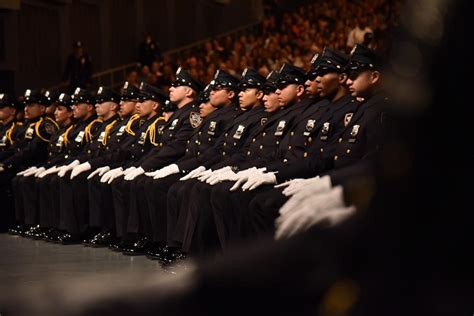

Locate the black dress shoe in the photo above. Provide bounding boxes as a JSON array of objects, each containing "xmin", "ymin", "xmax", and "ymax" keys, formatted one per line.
[
  {"xmin": 145, "ymin": 243, "xmax": 166, "ymax": 260},
  {"xmin": 8, "ymin": 224, "xmax": 27, "ymax": 235},
  {"xmin": 83, "ymin": 232, "xmax": 103, "ymax": 247},
  {"xmin": 60, "ymin": 233, "xmax": 84, "ymax": 245},
  {"xmin": 122, "ymin": 237, "xmax": 151, "ymax": 256},
  {"xmin": 89, "ymin": 232, "xmax": 117, "ymax": 248},
  {"xmin": 157, "ymin": 246, "xmax": 187, "ymax": 265},
  {"xmin": 44, "ymin": 229, "xmax": 64, "ymax": 243}
]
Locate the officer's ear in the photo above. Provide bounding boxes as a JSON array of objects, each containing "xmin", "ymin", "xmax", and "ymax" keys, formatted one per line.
[
  {"xmin": 296, "ymin": 84, "xmax": 305, "ymax": 97},
  {"xmin": 370, "ymin": 71, "xmax": 380, "ymax": 85},
  {"xmin": 111, "ymin": 102, "xmax": 119, "ymax": 113},
  {"xmin": 338, "ymin": 73, "xmax": 348, "ymax": 85},
  {"xmin": 227, "ymin": 90, "xmax": 236, "ymax": 100},
  {"xmin": 39, "ymin": 105, "xmax": 46, "ymax": 114},
  {"xmin": 152, "ymin": 102, "xmax": 160, "ymax": 112},
  {"xmin": 256, "ymin": 90, "xmax": 264, "ymax": 100},
  {"xmin": 184, "ymin": 87, "xmax": 194, "ymax": 98},
  {"xmin": 86, "ymin": 104, "xmax": 95, "ymax": 113}
]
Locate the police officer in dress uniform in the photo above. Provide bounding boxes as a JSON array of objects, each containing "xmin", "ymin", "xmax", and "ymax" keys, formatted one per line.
[
  {"xmin": 1, "ymin": 89, "xmax": 59, "ymax": 232},
  {"xmin": 0, "ymin": 93, "xmax": 25, "ymax": 159}
]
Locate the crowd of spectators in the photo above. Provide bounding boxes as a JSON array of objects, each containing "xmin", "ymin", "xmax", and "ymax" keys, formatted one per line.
[{"xmin": 129, "ymin": 0, "xmax": 401, "ymax": 92}]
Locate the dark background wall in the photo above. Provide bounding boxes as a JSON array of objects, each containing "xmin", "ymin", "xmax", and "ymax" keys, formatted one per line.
[{"xmin": 0, "ymin": 0, "xmax": 264, "ymax": 95}]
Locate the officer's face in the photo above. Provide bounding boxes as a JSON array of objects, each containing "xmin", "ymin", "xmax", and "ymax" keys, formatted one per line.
[
  {"xmin": 199, "ymin": 101, "xmax": 216, "ymax": 118},
  {"xmin": 169, "ymin": 85, "xmax": 187, "ymax": 103},
  {"xmin": 315, "ymin": 72, "xmax": 341, "ymax": 97},
  {"xmin": 346, "ymin": 70, "xmax": 378, "ymax": 98},
  {"xmin": 24, "ymin": 103, "xmax": 45, "ymax": 119},
  {"xmin": 238, "ymin": 88, "xmax": 260, "ymax": 109},
  {"xmin": 72, "ymin": 103, "xmax": 91, "ymax": 119},
  {"xmin": 263, "ymin": 92, "xmax": 280, "ymax": 113},
  {"xmin": 46, "ymin": 104, "xmax": 57, "ymax": 116},
  {"xmin": 0, "ymin": 107, "xmax": 16, "ymax": 121},
  {"xmin": 95, "ymin": 101, "xmax": 115, "ymax": 118},
  {"xmin": 136, "ymin": 100, "xmax": 156, "ymax": 118},
  {"xmin": 305, "ymin": 78, "xmax": 320, "ymax": 97},
  {"xmin": 275, "ymin": 84, "xmax": 299, "ymax": 107},
  {"xmin": 54, "ymin": 105, "xmax": 73, "ymax": 125},
  {"xmin": 210, "ymin": 87, "xmax": 234, "ymax": 107},
  {"xmin": 120, "ymin": 101, "xmax": 137, "ymax": 117}
]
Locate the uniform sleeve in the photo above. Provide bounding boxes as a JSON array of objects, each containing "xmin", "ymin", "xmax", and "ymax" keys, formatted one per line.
[{"xmin": 139, "ymin": 118, "xmax": 195, "ymax": 171}]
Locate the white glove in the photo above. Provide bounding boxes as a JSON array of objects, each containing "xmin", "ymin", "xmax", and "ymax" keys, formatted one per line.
[
  {"xmin": 0, "ymin": 166, "xmax": 4, "ymax": 172},
  {"xmin": 100, "ymin": 167, "xmax": 123, "ymax": 184},
  {"xmin": 122, "ymin": 166, "xmax": 136, "ymax": 175},
  {"xmin": 23, "ymin": 166, "xmax": 41, "ymax": 177},
  {"xmin": 206, "ymin": 168, "xmax": 238, "ymax": 185},
  {"xmin": 124, "ymin": 167, "xmax": 145, "ymax": 181},
  {"xmin": 240, "ymin": 171, "xmax": 277, "ymax": 191},
  {"xmin": 275, "ymin": 203, "xmax": 356, "ymax": 240},
  {"xmin": 279, "ymin": 175, "xmax": 332, "ymax": 197},
  {"xmin": 32, "ymin": 167, "xmax": 46, "ymax": 177},
  {"xmin": 151, "ymin": 164, "xmax": 179, "ymax": 179},
  {"xmin": 70, "ymin": 162, "xmax": 91, "ymax": 179},
  {"xmin": 179, "ymin": 166, "xmax": 207, "ymax": 181},
  {"xmin": 57, "ymin": 160, "xmax": 80, "ymax": 178},
  {"xmin": 208, "ymin": 167, "xmax": 265, "ymax": 186},
  {"xmin": 278, "ymin": 183, "xmax": 345, "ymax": 218},
  {"xmin": 87, "ymin": 166, "xmax": 110, "ymax": 180},
  {"xmin": 37, "ymin": 166, "xmax": 60, "ymax": 178},
  {"xmin": 198, "ymin": 166, "xmax": 232, "ymax": 182},
  {"xmin": 17, "ymin": 166, "xmax": 37, "ymax": 176}
]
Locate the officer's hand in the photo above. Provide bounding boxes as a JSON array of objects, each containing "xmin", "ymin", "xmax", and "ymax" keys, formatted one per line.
[
  {"xmin": 153, "ymin": 164, "xmax": 179, "ymax": 179},
  {"xmin": 33, "ymin": 167, "xmax": 46, "ymax": 177},
  {"xmin": 144, "ymin": 170, "xmax": 159, "ymax": 177},
  {"xmin": 241, "ymin": 171, "xmax": 277, "ymax": 191},
  {"xmin": 87, "ymin": 166, "xmax": 110, "ymax": 180},
  {"xmin": 276, "ymin": 185, "xmax": 354, "ymax": 239},
  {"xmin": 229, "ymin": 168, "xmax": 265, "ymax": 191},
  {"xmin": 179, "ymin": 166, "xmax": 206, "ymax": 181},
  {"xmin": 100, "ymin": 167, "xmax": 123, "ymax": 184},
  {"xmin": 17, "ymin": 166, "xmax": 36, "ymax": 176},
  {"xmin": 124, "ymin": 167, "xmax": 145, "ymax": 181},
  {"xmin": 58, "ymin": 160, "xmax": 80, "ymax": 178},
  {"xmin": 37, "ymin": 166, "xmax": 60, "ymax": 178},
  {"xmin": 278, "ymin": 183, "xmax": 342, "ymax": 219},
  {"xmin": 274, "ymin": 178, "xmax": 304, "ymax": 189},
  {"xmin": 123, "ymin": 166, "xmax": 137, "ymax": 176},
  {"xmin": 282, "ymin": 175, "xmax": 331, "ymax": 197},
  {"xmin": 70, "ymin": 162, "xmax": 91, "ymax": 179},
  {"xmin": 198, "ymin": 166, "xmax": 231, "ymax": 182},
  {"xmin": 0, "ymin": 166, "xmax": 4, "ymax": 173},
  {"xmin": 207, "ymin": 169, "xmax": 237, "ymax": 185},
  {"xmin": 23, "ymin": 166, "xmax": 40, "ymax": 177}
]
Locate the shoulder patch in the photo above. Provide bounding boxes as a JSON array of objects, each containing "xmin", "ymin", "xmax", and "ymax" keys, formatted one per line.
[
  {"xmin": 189, "ymin": 112, "xmax": 202, "ymax": 129},
  {"xmin": 44, "ymin": 121, "xmax": 56, "ymax": 135}
]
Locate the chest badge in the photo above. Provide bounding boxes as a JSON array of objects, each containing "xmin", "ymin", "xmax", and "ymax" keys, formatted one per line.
[
  {"xmin": 208, "ymin": 121, "xmax": 217, "ymax": 135},
  {"xmin": 304, "ymin": 119, "xmax": 316, "ymax": 136},
  {"xmin": 320, "ymin": 122, "xmax": 330, "ymax": 140},
  {"xmin": 274, "ymin": 120, "xmax": 286, "ymax": 136},
  {"xmin": 233, "ymin": 125, "xmax": 246, "ymax": 139}
]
